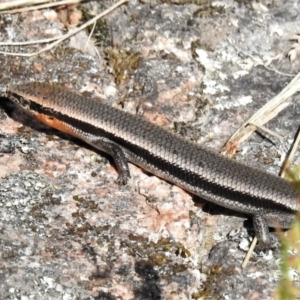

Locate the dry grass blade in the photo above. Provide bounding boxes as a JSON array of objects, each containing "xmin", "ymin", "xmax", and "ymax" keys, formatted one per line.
[
  {"xmin": 0, "ymin": 0, "xmax": 84, "ymax": 14},
  {"xmin": 0, "ymin": 0, "xmax": 129, "ymax": 57},
  {"xmin": 224, "ymin": 71, "xmax": 300, "ymax": 156},
  {"xmin": 281, "ymin": 127, "xmax": 300, "ymax": 177},
  {"xmin": 0, "ymin": 0, "xmax": 52, "ymax": 10},
  {"xmin": 242, "ymin": 237, "xmax": 257, "ymax": 269},
  {"xmin": 0, "ymin": 37, "xmax": 60, "ymax": 46}
]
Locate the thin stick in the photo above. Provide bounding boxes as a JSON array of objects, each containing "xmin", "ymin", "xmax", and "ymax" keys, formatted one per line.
[
  {"xmin": 281, "ymin": 127, "xmax": 300, "ymax": 178},
  {"xmin": 84, "ymin": 15, "xmax": 96, "ymax": 52},
  {"xmin": 242, "ymin": 237, "xmax": 257, "ymax": 269},
  {"xmin": 0, "ymin": 37, "xmax": 61, "ymax": 46},
  {"xmin": 249, "ymin": 123, "xmax": 283, "ymax": 141}
]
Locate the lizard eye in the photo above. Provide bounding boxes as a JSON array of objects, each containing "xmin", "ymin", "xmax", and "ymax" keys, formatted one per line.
[{"xmin": 17, "ymin": 96, "xmax": 31, "ymax": 111}]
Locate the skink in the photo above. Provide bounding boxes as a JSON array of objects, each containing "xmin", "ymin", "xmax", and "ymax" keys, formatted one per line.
[{"xmin": 5, "ymin": 82, "xmax": 299, "ymax": 247}]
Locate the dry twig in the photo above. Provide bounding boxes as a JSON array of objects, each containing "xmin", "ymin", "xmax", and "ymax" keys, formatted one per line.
[
  {"xmin": 0, "ymin": 0, "xmax": 83, "ymax": 13},
  {"xmin": 224, "ymin": 71, "xmax": 300, "ymax": 156},
  {"xmin": 0, "ymin": 0, "xmax": 128, "ymax": 56}
]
